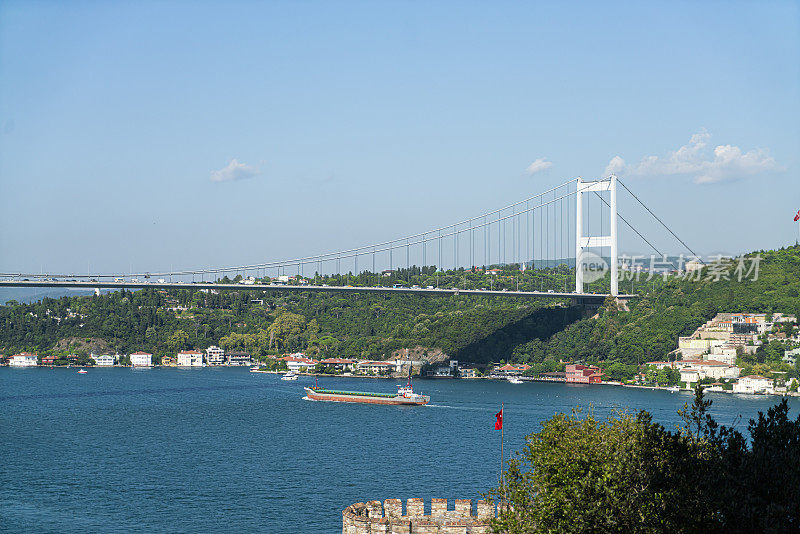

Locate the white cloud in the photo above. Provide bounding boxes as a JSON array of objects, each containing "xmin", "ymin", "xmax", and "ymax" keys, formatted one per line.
[
  {"xmin": 526, "ymin": 158, "xmax": 553, "ymax": 175},
  {"xmin": 603, "ymin": 130, "xmax": 780, "ymax": 184},
  {"xmin": 210, "ymin": 159, "xmax": 260, "ymax": 182},
  {"xmin": 604, "ymin": 155, "xmax": 626, "ymax": 177}
]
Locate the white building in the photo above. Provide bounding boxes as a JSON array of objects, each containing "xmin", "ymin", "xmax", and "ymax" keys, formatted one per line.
[
  {"xmin": 205, "ymin": 346, "xmax": 226, "ymax": 366},
  {"xmin": 733, "ymin": 375, "xmax": 774, "ymax": 394},
  {"xmin": 680, "ymin": 368, "xmax": 701, "ymax": 385},
  {"xmin": 177, "ymin": 350, "xmax": 203, "ymax": 367},
  {"xmin": 694, "ymin": 360, "xmax": 740, "ymax": 380},
  {"xmin": 92, "ymin": 354, "xmax": 115, "ymax": 367},
  {"xmin": 9, "ymin": 352, "xmax": 38, "ymax": 367},
  {"xmin": 784, "ymin": 348, "xmax": 800, "ymax": 366},
  {"xmin": 227, "ymin": 351, "xmax": 252, "ymax": 366},
  {"xmin": 659, "ymin": 359, "xmax": 740, "ymax": 387},
  {"xmin": 130, "ymin": 352, "xmax": 152, "ymax": 367},
  {"xmin": 318, "ymin": 358, "xmax": 357, "ymax": 372},
  {"xmin": 281, "ymin": 355, "xmax": 316, "ymax": 373},
  {"xmin": 356, "ymin": 360, "xmax": 394, "ymax": 375},
  {"xmin": 708, "ymin": 345, "xmax": 738, "ymax": 366}
]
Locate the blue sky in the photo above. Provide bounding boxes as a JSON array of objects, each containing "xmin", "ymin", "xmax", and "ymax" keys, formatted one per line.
[{"xmin": 1, "ymin": 1, "xmax": 798, "ymax": 276}]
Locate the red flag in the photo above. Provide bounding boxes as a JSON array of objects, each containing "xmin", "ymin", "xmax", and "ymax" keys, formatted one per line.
[
  {"xmin": 495, "ymin": 408, "xmax": 503, "ymax": 430},
  {"xmin": 794, "ymin": 210, "xmax": 800, "ymax": 222}
]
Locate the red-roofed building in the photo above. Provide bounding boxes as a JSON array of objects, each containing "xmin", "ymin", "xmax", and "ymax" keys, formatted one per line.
[
  {"xmin": 9, "ymin": 352, "xmax": 38, "ymax": 367},
  {"xmin": 356, "ymin": 360, "xmax": 395, "ymax": 375},
  {"xmin": 495, "ymin": 363, "xmax": 531, "ymax": 376},
  {"xmin": 41, "ymin": 354, "xmax": 57, "ymax": 366},
  {"xmin": 566, "ymin": 364, "xmax": 603, "ymax": 384}
]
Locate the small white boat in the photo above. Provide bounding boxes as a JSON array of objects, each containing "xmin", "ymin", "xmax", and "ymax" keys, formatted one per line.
[
  {"xmin": 666, "ymin": 385, "xmax": 680, "ymax": 393},
  {"xmin": 78, "ymin": 369, "xmax": 88, "ymax": 374},
  {"xmin": 281, "ymin": 371, "xmax": 298, "ymax": 381},
  {"xmin": 507, "ymin": 377, "xmax": 523, "ymax": 384},
  {"xmin": 250, "ymin": 365, "xmax": 261, "ymax": 373}
]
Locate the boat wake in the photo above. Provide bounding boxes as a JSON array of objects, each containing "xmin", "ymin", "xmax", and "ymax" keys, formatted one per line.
[{"xmin": 425, "ymin": 404, "xmax": 491, "ymax": 412}]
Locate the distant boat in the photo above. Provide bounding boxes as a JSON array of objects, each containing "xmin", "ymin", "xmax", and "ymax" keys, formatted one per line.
[
  {"xmin": 666, "ymin": 385, "xmax": 680, "ymax": 393},
  {"xmin": 281, "ymin": 371, "xmax": 298, "ymax": 381},
  {"xmin": 507, "ymin": 377, "xmax": 523, "ymax": 384},
  {"xmin": 78, "ymin": 369, "xmax": 88, "ymax": 374},
  {"xmin": 250, "ymin": 365, "xmax": 261, "ymax": 373}
]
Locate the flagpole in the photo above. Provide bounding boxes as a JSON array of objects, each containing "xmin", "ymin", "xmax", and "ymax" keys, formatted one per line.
[{"xmin": 500, "ymin": 402, "xmax": 504, "ymax": 493}]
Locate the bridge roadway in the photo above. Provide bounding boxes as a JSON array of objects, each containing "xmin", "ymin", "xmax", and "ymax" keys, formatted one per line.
[{"xmin": 0, "ymin": 279, "xmax": 632, "ymax": 305}]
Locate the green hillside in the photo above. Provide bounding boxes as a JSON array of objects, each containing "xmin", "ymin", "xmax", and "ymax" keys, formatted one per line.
[{"xmin": 2, "ymin": 247, "xmax": 799, "ymax": 377}]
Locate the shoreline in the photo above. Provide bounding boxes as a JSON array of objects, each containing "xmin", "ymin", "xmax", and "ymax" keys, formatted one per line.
[{"xmin": 7, "ymin": 365, "xmax": 797, "ymax": 397}]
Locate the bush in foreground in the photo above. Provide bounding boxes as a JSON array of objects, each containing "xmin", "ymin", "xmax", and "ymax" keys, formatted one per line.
[{"xmin": 491, "ymin": 387, "xmax": 800, "ymax": 533}]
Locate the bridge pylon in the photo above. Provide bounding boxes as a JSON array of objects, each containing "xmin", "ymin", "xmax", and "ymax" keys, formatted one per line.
[{"xmin": 575, "ymin": 175, "xmax": 618, "ymax": 296}]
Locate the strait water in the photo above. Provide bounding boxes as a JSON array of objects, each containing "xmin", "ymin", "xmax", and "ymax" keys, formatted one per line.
[{"xmin": 2, "ymin": 367, "xmax": 798, "ymax": 534}]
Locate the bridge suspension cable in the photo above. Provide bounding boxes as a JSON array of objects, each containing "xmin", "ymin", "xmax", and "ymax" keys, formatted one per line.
[
  {"xmin": 5, "ymin": 177, "xmax": 585, "ymax": 279},
  {"xmin": 1, "ymin": 175, "xmax": 699, "ymax": 285}
]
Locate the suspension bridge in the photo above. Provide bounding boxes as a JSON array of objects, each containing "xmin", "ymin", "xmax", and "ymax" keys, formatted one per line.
[{"xmin": 0, "ymin": 175, "xmax": 697, "ymax": 304}]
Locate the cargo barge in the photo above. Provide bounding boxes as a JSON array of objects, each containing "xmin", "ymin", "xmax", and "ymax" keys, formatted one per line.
[{"xmin": 304, "ymin": 379, "xmax": 429, "ymax": 406}]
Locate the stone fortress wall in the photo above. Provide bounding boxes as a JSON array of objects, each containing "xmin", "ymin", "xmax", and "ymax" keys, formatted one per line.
[{"xmin": 343, "ymin": 498, "xmax": 495, "ymax": 534}]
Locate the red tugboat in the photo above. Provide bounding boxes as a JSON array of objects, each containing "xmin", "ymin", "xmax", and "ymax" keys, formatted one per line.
[{"xmin": 304, "ymin": 374, "xmax": 429, "ymax": 406}]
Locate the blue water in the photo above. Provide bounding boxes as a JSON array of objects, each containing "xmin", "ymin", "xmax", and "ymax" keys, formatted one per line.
[{"xmin": 2, "ymin": 368, "xmax": 798, "ymax": 533}]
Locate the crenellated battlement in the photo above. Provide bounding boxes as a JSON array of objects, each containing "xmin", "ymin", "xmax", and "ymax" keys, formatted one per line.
[{"xmin": 342, "ymin": 498, "xmax": 495, "ymax": 534}]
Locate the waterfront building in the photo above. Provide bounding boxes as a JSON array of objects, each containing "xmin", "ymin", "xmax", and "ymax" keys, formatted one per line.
[
  {"xmin": 428, "ymin": 360, "xmax": 461, "ymax": 377},
  {"xmin": 226, "ymin": 351, "xmax": 252, "ymax": 366},
  {"xmin": 177, "ymin": 350, "xmax": 203, "ymax": 367},
  {"xmin": 733, "ymin": 375, "xmax": 774, "ymax": 394},
  {"xmin": 649, "ymin": 359, "xmax": 740, "ymax": 384},
  {"xmin": 540, "ymin": 371, "xmax": 567, "ymax": 381},
  {"xmin": 318, "ymin": 358, "xmax": 356, "ymax": 372},
  {"xmin": 680, "ymin": 368, "xmax": 701, "ymax": 386},
  {"xmin": 280, "ymin": 354, "xmax": 316, "ymax": 373},
  {"xmin": 429, "ymin": 365, "xmax": 454, "ymax": 377},
  {"xmin": 495, "ymin": 363, "xmax": 531, "ymax": 376},
  {"xmin": 130, "ymin": 352, "xmax": 153, "ymax": 367},
  {"xmin": 695, "ymin": 360, "xmax": 740, "ymax": 380},
  {"xmin": 458, "ymin": 366, "xmax": 477, "ymax": 378},
  {"xmin": 205, "ymin": 346, "xmax": 226, "ymax": 365},
  {"xmin": 92, "ymin": 354, "xmax": 115, "ymax": 366},
  {"xmin": 565, "ymin": 364, "xmax": 603, "ymax": 383},
  {"xmin": 9, "ymin": 353, "xmax": 38, "ymax": 367},
  {"xmin": 41, "ymin": 354, "xmax": 57, "ymax": 366},
  {"xmin": 356, "ymin": 360, "xmax": 394, "ymax": 375}
]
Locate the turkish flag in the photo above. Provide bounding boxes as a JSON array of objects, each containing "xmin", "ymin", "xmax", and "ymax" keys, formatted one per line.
[
  {"xmin": 495, "ymin": 408, "xmax": 503, "ymax": 430},
  {"xmin": 794, "ymin": 210, "xmax": 800, "ymax": 222}
]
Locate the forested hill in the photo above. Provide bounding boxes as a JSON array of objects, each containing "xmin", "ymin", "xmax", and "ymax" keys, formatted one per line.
[
  {"xmin": 2, "ymin": 246, "xmax": 799, "ymax": 370},
  {"xmin": 513, "ymin": 246, "xmax": 800, "ymax": 379},
  {"xmin": 0, "ymin": 284, "xmax": 569, "ymax": 362}
]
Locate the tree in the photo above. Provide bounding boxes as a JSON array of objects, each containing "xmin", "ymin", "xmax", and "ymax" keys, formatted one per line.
[
  {"xmin": 267, "ymin": 312, "xmax": 306, "ymax": 351},
  {"xmin": 490, "ymin": 387, "xmax": 800, "ymax": 533},
  {"xmin": 166, "ymin": 329, "xmax": 189, "ymax": 353}
]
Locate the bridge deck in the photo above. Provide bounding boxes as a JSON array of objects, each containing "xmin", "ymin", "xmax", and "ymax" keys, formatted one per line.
[{"xmin": 0, "ymin": 280, "xmax": 632, "ymax": 301}]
